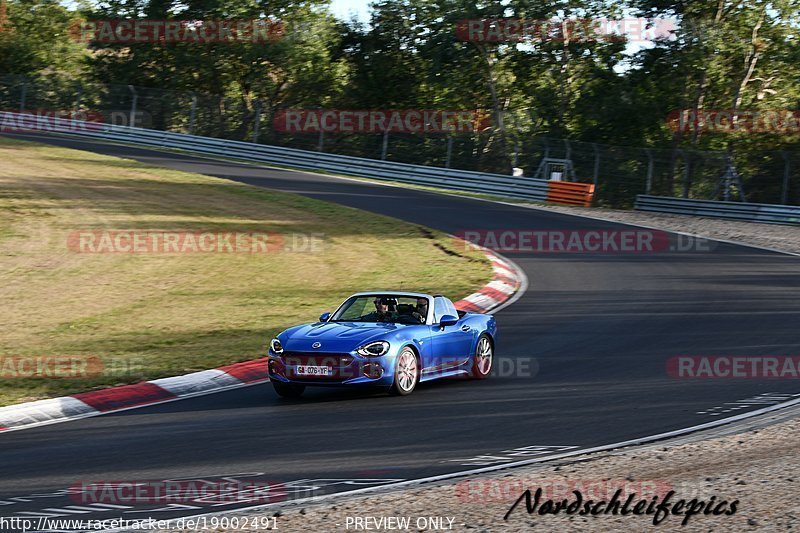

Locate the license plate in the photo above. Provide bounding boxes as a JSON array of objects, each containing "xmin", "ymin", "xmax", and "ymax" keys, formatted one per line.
[{"xmin": 296, "ymin": 365, "xmax": 332, "ymax": 376}]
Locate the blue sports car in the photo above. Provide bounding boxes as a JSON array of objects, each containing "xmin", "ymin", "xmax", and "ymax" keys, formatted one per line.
[{"xmin": 267, "ymin": 292, "xmax": 498, "ymax": 397}]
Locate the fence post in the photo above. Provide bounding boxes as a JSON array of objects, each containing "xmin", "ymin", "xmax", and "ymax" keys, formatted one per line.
[
  {"xmin": 781, "ymin": 151, "xmax": 791, "ymax": 205},
  {"xmin": 591, "ymin": 143, "xmax": 600, "ymax": 187},
  {"xmin": 445, "ymin": 136, "xmax": 453, "ymax": 168},
  {"xmin": 381, "ymin": 130, "xmax": 389, "ymax": 160},
  {"xmin": 188, "ymin": 94, "xmax": 197, "ymax": 135},
  {"xmin": 127, "ymin": 85, "xmax": 138, "ymax": 129},
  {"xmin": 723, "ymin": 160, "xmax": 731, "ymax": 202},
  {"xmin": 645, "ymin": 149, "xmax": 654, "ymax": 195},
  {"xmin": 19, "ymin": 82, "xmax": 27, "ymax": 112},
  {"xmin": 73, "ymin": 82, "xmax": 83, "ymax": 117},
  {"xmin": 252, "ymin": 100, "xmax": 262, "ymax": 143},
  {"xmin": 680, "ymin": 150, "xmax": 690, "ymax": 198},
  {"xmin": 317, "ymin": 129, "xmax": 324, "ymax": 152}
]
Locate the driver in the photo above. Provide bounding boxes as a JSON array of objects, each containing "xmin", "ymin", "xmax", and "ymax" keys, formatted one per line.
[{"xmin": 363, "ymin": 296, "xmax": 398, "ymax": 323}]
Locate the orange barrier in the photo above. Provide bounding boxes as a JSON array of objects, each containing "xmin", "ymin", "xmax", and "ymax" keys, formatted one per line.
[{"xmin": 546, "ymin": 181, "xmax": 595, "ymax": 207}]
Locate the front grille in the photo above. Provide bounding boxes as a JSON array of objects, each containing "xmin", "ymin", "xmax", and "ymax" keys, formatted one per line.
[{"xmin": 283, "ymin": 352, "xmax": 353, "ymax": 366}]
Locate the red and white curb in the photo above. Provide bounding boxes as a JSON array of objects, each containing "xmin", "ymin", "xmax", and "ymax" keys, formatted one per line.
[
  {"xmin": 454, "ymin": 250, "xmax": 525, "ymax": 314},
  {"xmin": 0, "ymin": 251, "xmax": 525, "ymax": 434},
  {"xmin": 0, "ymin": 360, "xmax": 270, "ymax": 433}
]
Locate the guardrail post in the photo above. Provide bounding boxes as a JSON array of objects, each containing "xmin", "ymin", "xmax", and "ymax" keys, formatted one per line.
[
  {"xmin": 591, "ymin": 143, "xmax": 600, "ymax": 187},
  {"xmin": 189, "ymin": 94, "xmax": 197, "ymax": 135},
  {"xmin": 645, "ymin": 149, "xmax": 654, "ymax": 195},
  {"xmin": 445, "ymin": 136, "xmax": 453, "ymax": 168},
  {"xmin": 252, "ymin": 100, "xmax": 262, "ymax": 143},
  {"xmin": 781, "ymin": 151, "xmax": 791, "ymax": 205},
  {"xmin": 127, "ymin": 85, "xmax": 138, "ymax": 130},
  {"xmin": 381, "ymin": 130, "xmax": 389, "ymax": 160}
]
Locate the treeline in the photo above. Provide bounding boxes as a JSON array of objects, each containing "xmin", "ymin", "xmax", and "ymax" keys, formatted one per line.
[{"xmin": 1, "ymin": 0, "xmax": 799, "ymax": 204}]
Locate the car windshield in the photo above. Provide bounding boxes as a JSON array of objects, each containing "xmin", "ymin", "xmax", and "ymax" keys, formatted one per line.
[{"xmin": 331, "ymin": 295, "xmax": 429, "ymax": 325}]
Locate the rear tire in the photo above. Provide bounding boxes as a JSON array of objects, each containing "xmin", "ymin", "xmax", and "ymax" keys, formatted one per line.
[
  {"xmin": 272, "ymin": 381, "xmax": 305, "ymax": 399},
  {"xmin": 471, "ymin": 334, "xmax": 493, "ymax": 379},
  {"xmin": 389, "ymin": 347, "xmax": 419, "ymax": 396}
]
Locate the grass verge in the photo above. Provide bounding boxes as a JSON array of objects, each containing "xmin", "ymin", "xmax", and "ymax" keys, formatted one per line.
[{"xmin": 0, "ymin": 137, "xmax": 492, "ymax": 406}]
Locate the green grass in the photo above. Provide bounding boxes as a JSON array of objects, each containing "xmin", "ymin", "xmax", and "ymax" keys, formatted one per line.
[{"xmin": 0, "ymin": 137, "xmax": 492, "ymax": 406}]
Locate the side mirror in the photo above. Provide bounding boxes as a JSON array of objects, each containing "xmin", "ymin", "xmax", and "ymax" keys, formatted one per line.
[
  {"xmin": 438, "ymin": 314, "xmax": 458, "ymax": 327},
  {"xmin": 319, "ymin": 312, "xmax": 331, "ymax": 322}
]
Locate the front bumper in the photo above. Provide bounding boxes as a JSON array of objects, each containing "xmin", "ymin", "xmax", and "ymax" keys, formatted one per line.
[{"xmin": 268, "ymin": 351, "xmax": 395, "ymax": 386}]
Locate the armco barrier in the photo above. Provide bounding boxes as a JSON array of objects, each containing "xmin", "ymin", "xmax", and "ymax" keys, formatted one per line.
[
  {"xmin": 546, "ymin": 181, "xmax": 595, "ymax": 207},
  {"xmin": 635, "ymin": 195, "xmax": 800, "ymax": 225},
  {"xmin": 0, "ymin": 111, "xmax": 596, "ymax": 206}
]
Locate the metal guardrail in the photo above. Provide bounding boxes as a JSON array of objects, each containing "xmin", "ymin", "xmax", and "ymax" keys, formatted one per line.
[
  {"xmin": 1, "ymin": 111, "xmax": 560, "ymax": 202},
  {"xmin": 635, "ymin": 195, "xmax": 800, "ymax": 225}
]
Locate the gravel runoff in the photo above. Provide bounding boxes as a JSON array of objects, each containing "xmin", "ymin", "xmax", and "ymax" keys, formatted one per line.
[
  {"xmin": 153, "ymin": 208, "xmax": 799, "ymax": 533},
  {"xmin": 527, "ymin": 203, "xmax": 800, "ymax": 255}
]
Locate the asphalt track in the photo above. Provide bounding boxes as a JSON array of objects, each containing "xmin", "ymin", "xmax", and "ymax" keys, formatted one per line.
[{"xmin": 1, "ymin": 133, "xmax": 799, "ymax": 530}]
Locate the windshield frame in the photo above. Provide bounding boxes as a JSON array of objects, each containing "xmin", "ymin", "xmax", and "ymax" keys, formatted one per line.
[{"xmin": 329, "ymin": 293, "xmax": 433, "ymax": 325}]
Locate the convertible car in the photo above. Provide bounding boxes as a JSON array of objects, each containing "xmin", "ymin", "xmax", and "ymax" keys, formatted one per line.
[{"xmin": 267, "ymin": 292, "xmax": 497, "ymax": 397}]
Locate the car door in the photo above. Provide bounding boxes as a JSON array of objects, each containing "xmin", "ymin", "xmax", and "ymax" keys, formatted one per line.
[
  {"xmin": 442, "ymin": 296, "xmax": 477, "ymax": 363},
  {"xmin": 427, "ymin": 296, "xmax": 475, "ymax": 375}
]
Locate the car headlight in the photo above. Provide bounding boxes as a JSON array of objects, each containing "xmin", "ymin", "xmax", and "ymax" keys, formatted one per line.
[
  {"xmin": 357, "ymin": 341, "xmax": 390, "ymax": 357},
  {"xmin": 270, "ymin": 338, "xmax": 284, "ymax": 355}
]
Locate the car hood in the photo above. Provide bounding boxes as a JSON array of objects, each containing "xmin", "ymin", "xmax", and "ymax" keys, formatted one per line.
[{"xmin": 282, "ymin": 322, "xmax": 407, "ymax": 352}]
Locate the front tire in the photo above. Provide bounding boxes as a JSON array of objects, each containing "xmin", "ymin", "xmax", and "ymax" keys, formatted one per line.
[
  {"xmin": 471, "ymin": 334, "xmax": 493, "ymax": 379},
  {"xmin": 272, "ymin": 381, "xmax": 305, "ymax": 399},
  {"xmin": 390, "ymin": 347, "xmax": 419, "ymax": 396}
]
